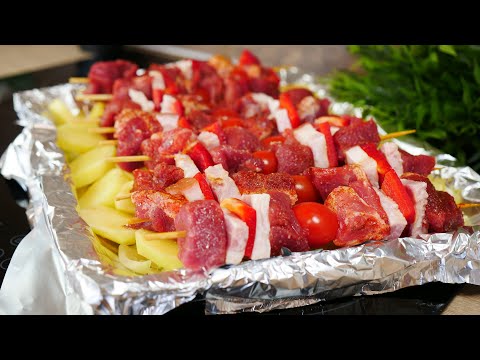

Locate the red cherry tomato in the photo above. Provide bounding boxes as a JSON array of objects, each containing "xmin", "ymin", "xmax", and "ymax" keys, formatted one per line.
[
  {"xmin": 292, "ymin": 175, "xmax": 319, "ymax": 203},
  {"xmin": 253, "ymin": 150, "xmax": 278, "ymax": 174},
  {"xmin": 261, "ymin": 135, "xmax": 285, "ymax": 148},
  {"xmin": 293, "ymin": 202, "xmax": 338, "ymax": 249}
]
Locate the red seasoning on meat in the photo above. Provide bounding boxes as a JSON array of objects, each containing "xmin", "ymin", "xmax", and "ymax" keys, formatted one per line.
[
  {"xmin": 232, "ymin": 170, "xmax": 298, "ymax": 205},
  {"xmin": 325, "ymin": 186, "xmax": 390, "ymax": 247},
  {"xmin": 130, "ymin": 190, "xmax": 187, "ymax": 233},
  {"xmin": 141, "ymin": 128, "xmax": 195, "ymax": 170},
  {"xmin": 132, "ymin": 164, "xmax": 184, "ymax": 192}
]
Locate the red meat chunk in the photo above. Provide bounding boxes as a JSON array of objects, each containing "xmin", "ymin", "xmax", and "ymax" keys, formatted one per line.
[
  {"xmin": 325, "ymin": 186, "xmax": 390, "ymax": 247},
  {"xmin": 191, "ymin": 61, "xmax": 224, "ymax": 105},
  {"xmin": 306, "ymin": 165, "xmax": 358, "ymax": 201},
  {"xmin": 232, "ymin": 170, "xmax": 297, "ymax": 205},
  {"xmin": 282, "ymin": 88, "xmax": 313, "ymax": 107},
  {"xmin": 333, "ymin": 120, "xmax": 380, "ymax": 162},
  {"xmin": 210, "ymin": 145, "xmax": 263, "ymax": 173},
  {"xmin": 399, "ymin": 150, "xmax": 436, "ymax": 176},
  {"xmin": 130, "ymin": 190, "xmax": 187, "ymax": 232},
  {"xmin": 132, "ymin": 164, "xmax": 184, "ymax": 192},
  {"xmin": 141, "ymin": 128, "xmax": 194, "ymax": 170},
  {"xmin": 115, "ymin": 109, "xmax": 162, "ymax": 172},
  {"xmin": 85, "ymin": 59, "xmax": 138, "ymax": 94},
  {"xmin": 273, "ymin": 131, "xmax": 314, "ymax": 175},
  {"xmin": 186, "ymin": 110, "xmax": 215, "ymax": 132},
  {"xmin": 100, "ymin": 99, "xmax": 141, "ymax": 128},
  {"xmin": 112, "ymin": 75, "xmax": 153, "ymax": 101},
  {"xmin": 268, "ymin": 191, "xmax": 309, "ymax": 255},
  {"xmin": 401, "ymin": 172, "xmax": 464, "ymax": 233},
  {"xmin": 224, "ymin": 126, "xmax": 261, "ymax": 152},
  {"xmin": 297, "ymin": 96, "xmax": 329, "ymax": 124},
  {"xmin": 174, "ymin": 200, "xmax": 228, "ymax": 270},
  {"xmin": 306, "ymin": 164, "xmax": 389, "ymax": 224}
]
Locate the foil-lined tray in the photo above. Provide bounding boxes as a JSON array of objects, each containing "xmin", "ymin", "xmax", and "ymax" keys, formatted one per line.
[{"xmin": 0, "ymin": 69, "xmax": 479, "ymax": 315}]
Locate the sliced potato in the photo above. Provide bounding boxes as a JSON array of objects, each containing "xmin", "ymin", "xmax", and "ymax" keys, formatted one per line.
[
  {"xmin": 118, "ymin": 244, "xmax": 152, "ymax": 275},
  {"xmin": 79, "ymin": 206, "xmax": 135, "ymax": 245},
  {"xmin": 69, "ymin": 145, "xmax": 116, "ymax": 188},
  {"xmin": 115, "ymin": 180, "xmax": 135, "ymax": 214},
  {"xmin": 48, "ymin": 98, "xmax": 74, "ymax": 125},
  {"xmin": 79, "ymin": 168, "xmax": 132, "ymax": 209},
  {"xmin": 57, "ymin": 123, "xmax": 105, "ymax": 154},
  {"xmin": 89, "ymin": 102, "xmax": 106, "ymax": 119},
  {"xmin": 64, "ymin": 150, "xmax": 82, "ymax": 163},
  {"xmin": 136, "ymin": 229, "xmax": 183, "ymax": 271}
]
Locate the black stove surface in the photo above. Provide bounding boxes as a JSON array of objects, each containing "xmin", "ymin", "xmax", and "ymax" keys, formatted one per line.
[{"xmin": 0, "ymin": 50, "xmax": 463, "ymax": 315}]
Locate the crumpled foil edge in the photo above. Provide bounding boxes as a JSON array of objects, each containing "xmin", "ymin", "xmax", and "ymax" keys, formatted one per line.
[{"xmin": 0, "ymin": 71, "xmax": 479, "ymax": 315}]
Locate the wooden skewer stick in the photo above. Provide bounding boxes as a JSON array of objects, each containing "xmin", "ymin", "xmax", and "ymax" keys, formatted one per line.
[
  {"xmin": 115, "ymin": 193, "xmax": 132, "ymax": 201},
  {"xmin": 99, "ymin": 139, "xmax": 118, "ymax": 146},
  {"xmin": 107, "ymin": 155, "xmax": 151, "ymax": 163},
  {"xmin": 144, "ymin": 231, "xmax": 187, "ymax": 241},
  {"xmin": 75, "ymin": 93, "xmax": 113, "ymax": 102},
  {"xmin": 69, "ymin": 77, "xmax": 90, "ymax": 84},
  {"xmin": 127, "ymin": 218, "xmax": 151, "ymax": 225},
  {"xmin": 458, "ymin": 203, "xmax": 480, "ymax": 209},
  {"xmin": 380, "ymin": 129, "xmax": 416, "ymax": 141},
  {"xmin": 88, "ymin": 127, "xmax": 115, "ymax": 134},
  {"xmin": 272, "ymin": 65, "xmax": 293, "ymax": 72},
  {"xmin": 71, "ymin": 117, "xmax": 100, "ymax": 124}
]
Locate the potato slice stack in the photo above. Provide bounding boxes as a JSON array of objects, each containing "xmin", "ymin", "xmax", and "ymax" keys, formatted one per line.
[{"xmin": 50, "ymin": 99, "xmax": 182, "ymax": 275}]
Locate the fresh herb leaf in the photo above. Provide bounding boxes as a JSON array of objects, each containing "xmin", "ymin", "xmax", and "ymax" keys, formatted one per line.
[
  {"xmin": 327, "ymin": 45, "xmax": 480, "ymax": 171},
  {"xmin": 439, "ymin": 45, "xmax": 457, "ymax": 56}
]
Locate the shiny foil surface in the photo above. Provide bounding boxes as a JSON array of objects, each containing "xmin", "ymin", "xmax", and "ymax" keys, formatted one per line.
[{"xmin": 0, "ymin": 69, "xmax": 479, "ymax": 315}]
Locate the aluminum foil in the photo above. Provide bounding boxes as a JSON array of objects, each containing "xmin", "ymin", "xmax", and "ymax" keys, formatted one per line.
[{"xmin": 1, "ymin": 70, "xmax": 479, "ymax": 315}]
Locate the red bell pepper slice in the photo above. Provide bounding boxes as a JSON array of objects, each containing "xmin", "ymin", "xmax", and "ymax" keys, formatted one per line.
[
  {"xmin": 317, "ymin": 122, "xmax": 338, "ymax": 168},
  {"xmin": 193, "ymin": 173, "xmax": 215, "ymax": 200},
  {"xmin": 239, "ymin": 50, "xmax": 261, "ymax": 66},
  {"xmin": 152, "ymin": 88, "xmax": 164, "ymax": 112},
  {"xmin": 178, "ymin": 116, "xmax": 193, "ymax": 130},
  {"xmin": 314, "ymin": 116, "xmax": 349, "ymax": 128},
  {"xmin": 201, "ymin": 121, "xmax": 227, "ymax": 144},
  {"xmin": 221, "ymin": 117, "xmax": 244, "ymax": 129},
  {"xmin": 220, "ymin": 198, "xmax": 257, "ymax": 259},
  {"xmin": 186, "ymin": 142, "xmax": 215, "ymax": 172},
  {"xmin": 279, "ymin": 93, "xmax": 301, "ymax": 128},
  {"xmin": 360, "ymin": 143, "xmax": 393, "ymax": 183},
  {"xmin": 381, "ymin": 169, "xmax": 416, "ymax": 224},
  {"xmin": 172, "ymin": 98, "xmax": 184, "ymax": 117}
]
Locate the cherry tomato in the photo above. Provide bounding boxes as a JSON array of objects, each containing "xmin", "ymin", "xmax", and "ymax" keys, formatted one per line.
[
  {"xmin": 292, "ymin": 175, "xmax": 319, "ymax": 203},
  {"xmin": 222, "ymin": 117, "xmax": 244, "ymax": 128},
  {"xmin": 293, "ymin": 202, "xmax": 338, "ymax": 249},
  {"xmin": 253, "ymin": 150, "xmax": 278, "ymax": 174},
  {"xmin": 261, "ymin": 135, "xmax": 285, "ymax": 148}
]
